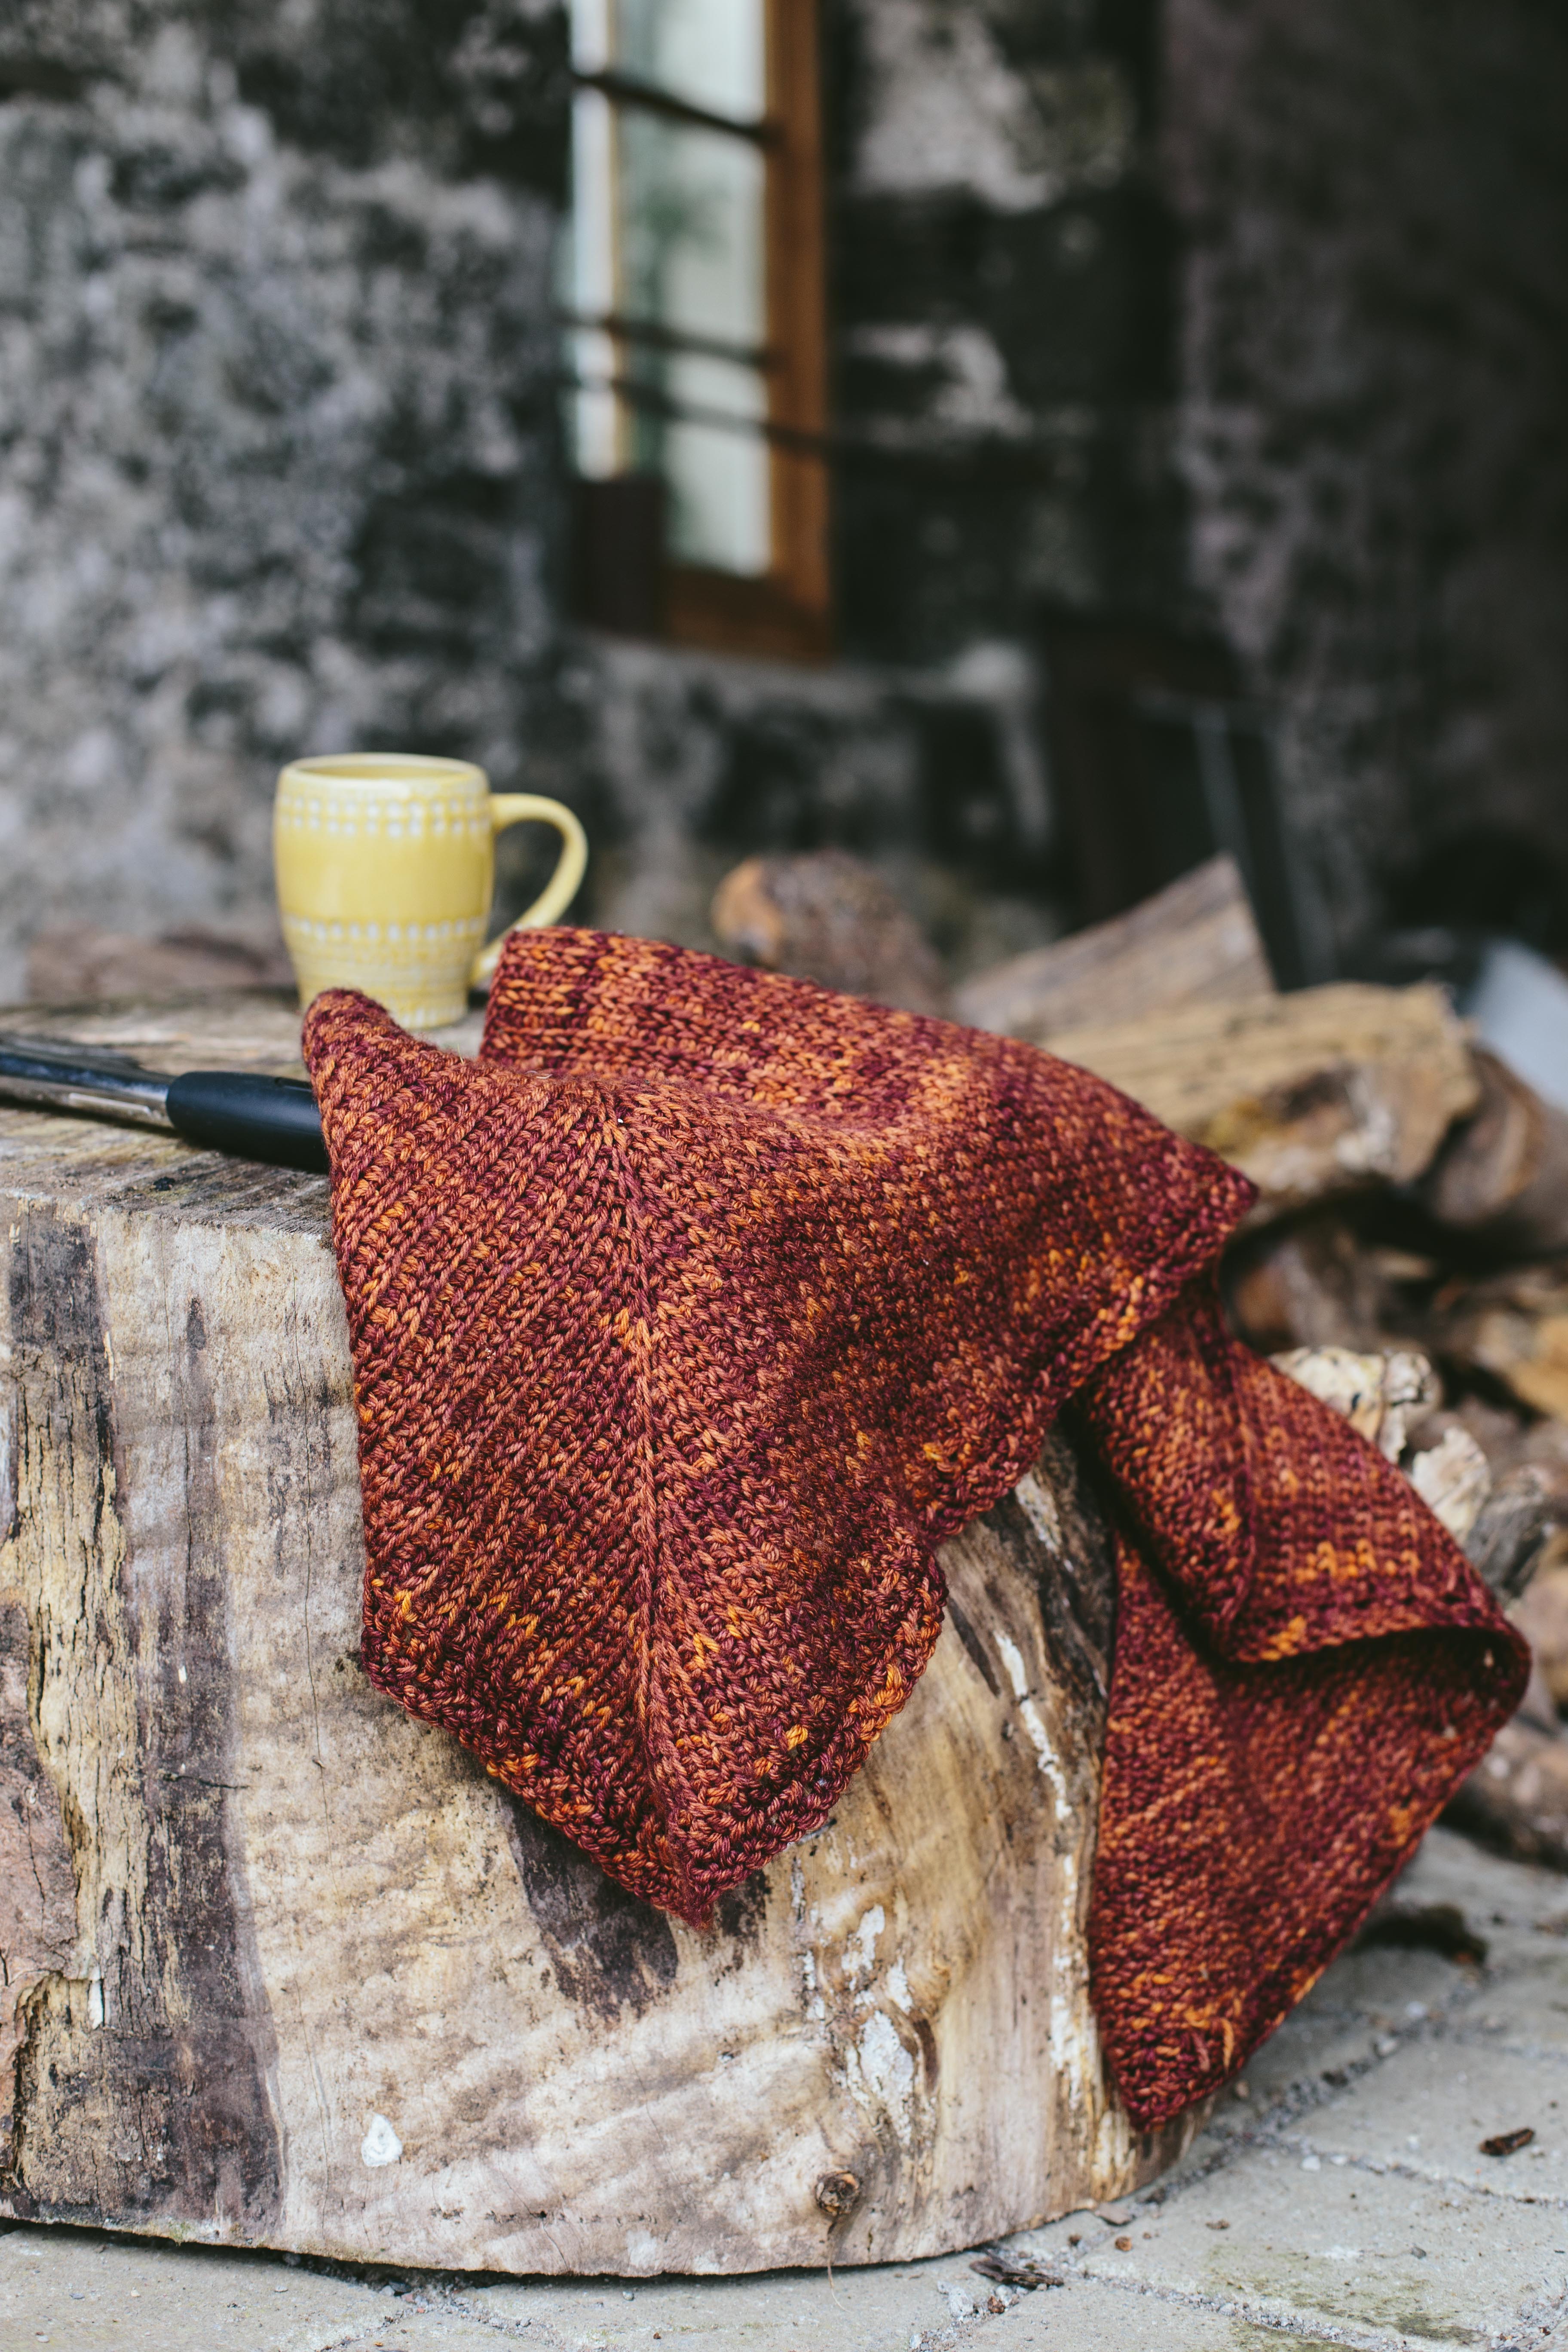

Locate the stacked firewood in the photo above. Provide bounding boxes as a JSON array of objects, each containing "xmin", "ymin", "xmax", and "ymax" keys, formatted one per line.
[{"xmin": 714, "ymin": 850, "xmax": 1568, "ymax": 1868}]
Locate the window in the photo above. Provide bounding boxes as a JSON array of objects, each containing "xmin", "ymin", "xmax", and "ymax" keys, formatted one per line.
[{"xmin": 563, "ymin": 0, "xmax": 830, "ymax": 659}]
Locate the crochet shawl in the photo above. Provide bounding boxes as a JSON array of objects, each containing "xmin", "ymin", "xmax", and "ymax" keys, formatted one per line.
[{"xmin": 302, "ymin": 928, "xmax": 1525, "ymax": 2128}]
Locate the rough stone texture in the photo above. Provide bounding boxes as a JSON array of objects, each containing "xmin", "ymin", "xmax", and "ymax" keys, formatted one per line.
[
  {"xmin": 0, "ymin": 0, "xmax": 568, "ymax": 1000},
  {"xmin": 6, "ymin": 1828, "xmax": 1568, "ymax": 2347},
  {"xmin": 826, "ymin": 0, "xmax": 1178, "ymax": 665},
  {"xmin": 1165, "ymin": 0, "xmax": 1568, "ymax": 959},
  {"xmin": 564, "ymin": 634, "xmax": 1062, "ymax": 980},
  {"xmin": 0, "ymin": 0, "xmax": 1151, "ymax": 991},
  {"xmin": 589, "ymin": 0, "xmax": 1568, "ymax": 966},
  {"xmin": 3, "ymin": 0, "xmax": 1567, "ymax": 1001}
]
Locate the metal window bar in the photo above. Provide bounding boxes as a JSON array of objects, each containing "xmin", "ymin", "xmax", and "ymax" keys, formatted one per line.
[
  {"xmin": 554, "ymin": 360, "xmax": 1080, "ymax": 483},
  {"xmin": 556, "ymin": 307, "xmax": 777, "ymax": 374},
  {"xmin": 570, "ymin": 67, "xmax": 775, "ymax": 144}
]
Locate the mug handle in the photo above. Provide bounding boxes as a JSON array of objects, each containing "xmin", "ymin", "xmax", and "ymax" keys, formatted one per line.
[{"xmin": 469, "ymin": 795, "xmax": 589, "ymax": 989}]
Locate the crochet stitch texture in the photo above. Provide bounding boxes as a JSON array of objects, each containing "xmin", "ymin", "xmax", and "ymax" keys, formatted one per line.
[{"xmin": 303, "ymin": 927, "xmax": 1525, "ymax": 2128}]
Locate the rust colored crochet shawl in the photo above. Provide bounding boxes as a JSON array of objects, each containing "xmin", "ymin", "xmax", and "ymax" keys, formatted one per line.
[{"xmin": 303, "ymin": 929, "xmax": 1524, "ymax": 2128}]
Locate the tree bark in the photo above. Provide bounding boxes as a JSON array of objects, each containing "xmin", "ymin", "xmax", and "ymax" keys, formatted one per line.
[{"xmin": 0, "ymin": 999, "xmax": 1190, "ymax": 2273}]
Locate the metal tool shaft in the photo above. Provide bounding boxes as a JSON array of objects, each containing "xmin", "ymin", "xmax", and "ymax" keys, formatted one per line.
[
  {"xmin": 0, "ymin": 1030, "xmax": 328, "ymax": 1173},
  {"xmin": 0, "ymin": 1031, "xmax": 174, "ymax": 1126}
]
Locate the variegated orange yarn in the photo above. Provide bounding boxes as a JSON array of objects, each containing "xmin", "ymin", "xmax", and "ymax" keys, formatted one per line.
[{"xmin": 302, "ymin": 927, "xmax": 1525, "ymax": 2128}]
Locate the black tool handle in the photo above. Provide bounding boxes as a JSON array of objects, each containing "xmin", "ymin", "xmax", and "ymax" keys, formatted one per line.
[{"xmin": 165, "ymin": 1071, "xmax": 328, "ymax": 1174}]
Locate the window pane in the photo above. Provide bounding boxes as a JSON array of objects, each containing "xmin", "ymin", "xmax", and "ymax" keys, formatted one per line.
[
  {"xmin": 562, "ymin": 84, "xmax": 620, "ymax": 476},
  {"xmin": 564, "ymin": 0, "xmax": 775, "ymax": 578},
  {"xmin": 617, "ymin": 114, "xmax": 765, "ymax": 351},
  {"xmin": 568, "ymin": 0, "xmax": 612, "ymax": 72},
  {"xmin": 625, "ymin": 351, "xmax": 770, "ymax": 574},
  {"xmin": 614, "ymin": 0, "xmax": 765, "ymax": 124}
]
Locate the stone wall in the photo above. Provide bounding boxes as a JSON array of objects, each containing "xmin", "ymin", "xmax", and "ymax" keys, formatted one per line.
[
  {"xmin": 0, "ymin": 0, "xmax": 568, "ymax": 999},
  {"xmin": 1, "ymin": 0, "xmax": 1565, "ymax": 998},
  {"xmin": 565, "ymin": 632, "xmax": 1057, "ymax": 978},
  {"xmin": 826, "ymin": 0, "xmax": 1176, "ymax": 662},
  {"xmin": 588, "ymin": 0, "xmax": 1166, "ymax": 961},
  {"xmin": 0, "ymin": 0, "xmax": 1172, "ymax": 995},
  {"xmin": 1165, "ymin": 0, "xmax": 1568, "ymax": 955}
]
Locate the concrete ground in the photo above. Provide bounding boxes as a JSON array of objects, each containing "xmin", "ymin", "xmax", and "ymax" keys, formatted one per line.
[{"xmin": 5, "ymin": 1826, "xmax": 1567, "ymax": 2352}]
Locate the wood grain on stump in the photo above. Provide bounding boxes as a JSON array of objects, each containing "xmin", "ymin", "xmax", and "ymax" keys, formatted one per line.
[{"xmin": 0, "ymin": 997, "xmax": 1194, "ymax": 2273}]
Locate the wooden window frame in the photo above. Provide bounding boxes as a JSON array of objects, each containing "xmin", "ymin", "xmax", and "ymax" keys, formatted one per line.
[{"xmin": 570, "ymin": 0, "xmax": 831, "ymax": 663}]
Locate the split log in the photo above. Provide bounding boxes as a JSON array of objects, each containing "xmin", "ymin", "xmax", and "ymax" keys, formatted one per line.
[
  {"xmin": 0, "ymin": 999, "xmax": 1191, "ymax": 2274},
  {"xmin": 1441, "ymin": 1411, "xmax": 1568, "ymax": 1600},
  {"xmin": 1225, "ymin": 1213, "xmax": 1406, "ymax": 1356},
  {"xmin": 1448, "ymin": 1516, "xmax": 1568, "ymax": 1865},
  {"xmin": 1446, "ymin": 1718, "xmax": 1568, "ymax": 1874},
  {"xmin": 1426, "ymin": 1266, "xmax": 1568, "ymax": 1424},
  {"xmin": 1420, "ymin": 1047, "xmax": 1568, "ymax": 1259},
  {"xmin": 953, "ymin": 855, "xmax": 1273, "ymax": 1042},
  {"xmin": 1046, "ymin": 983, "xmax": 1479, "ymax": 1217},
  {"xmin": 1509, "ymin": 1555, "xmax": 1568, "ymax": 1711},
  {"xmin": 711, "ymin": 852, "xmax": 950, "ymax": 1016},
  {"xmin": 1465, "ymin": 1468, "xmax": 1565, "ymax": 1601},
  {"xmin": 1275, "ymin": 1344, "xmax": 1568, "ymax": 1871},
  {"xmin": 1269, "ymin": 1344, "xmax": 1438, "ymax": 1463},
  {"xmin": 1403, "ymin": 1423, "xmax": 1495, "ymax": 1554}
]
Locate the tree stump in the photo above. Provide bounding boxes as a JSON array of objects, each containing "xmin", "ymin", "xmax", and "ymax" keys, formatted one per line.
[{"xmin": 0, "ymin": 997, "xmax": 1194, "ymax": 2274}]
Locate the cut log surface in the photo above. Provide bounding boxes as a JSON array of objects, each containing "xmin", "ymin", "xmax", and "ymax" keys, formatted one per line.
[
  {"xmin": 953, "ymin": 854, "xmax": 1274, "ymax": 1042},
  {"xmin": 0, "ymin": 997, "xmax": 1189, "ymax": 2274},
  {"xmin": 711, "ymin": 852, "xmax": 950, "ymax": 1016}
]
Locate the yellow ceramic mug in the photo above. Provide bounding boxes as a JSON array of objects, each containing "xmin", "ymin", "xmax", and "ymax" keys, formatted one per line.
[{"xmin": 273, "ymin": 753, "xmax": 588, "ymax": 1030}]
